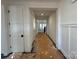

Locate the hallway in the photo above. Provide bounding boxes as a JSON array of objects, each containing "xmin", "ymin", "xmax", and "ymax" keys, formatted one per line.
[
  {"xmin": 1, "ymin": 0, "xmax": 77, "ymax": 59},
  {"xmin": 5, "ymin": 33, "xmax": 64, "ymax": 59}
]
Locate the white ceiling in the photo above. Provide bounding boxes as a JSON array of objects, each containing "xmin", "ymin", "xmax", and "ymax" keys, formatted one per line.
[
  {"xmin": 31, "ymin": 8, "xmax": 56, "ymax": 20},
  {"xmin": 6, "ymin": 0, "xmax": 60, "ymax": 2}
]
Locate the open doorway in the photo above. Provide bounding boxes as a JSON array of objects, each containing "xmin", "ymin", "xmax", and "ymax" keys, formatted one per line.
[
  {"xmin": 31, "ymin": 8, "xmax": 57, "ymax": 42},
  {"xmin": 36, "ymin": 20, "xmax": 47, "ymax": 33}
]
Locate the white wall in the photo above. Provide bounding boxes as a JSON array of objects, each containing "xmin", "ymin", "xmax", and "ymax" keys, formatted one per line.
[
  {"xmin": 58, "ymin": 0, "xmax": 77, "ymax": 59},
  {"xmin": 60, "ymin": 0, "xmax": 77, "ymax": 24},
  {"xmin": 61, "ymin": 25, "xmax": 77, "ymax": 59},
  {"xmin": 1, "ymin": 4, "xmax": 11, "ymax": 56},
  {"xmin": 47, "ymin": 12, "xmax": 56, "ymax": 43},
  {"xmin": 30, "ymin": 11, "xmax": 37, "ymax": 40}
]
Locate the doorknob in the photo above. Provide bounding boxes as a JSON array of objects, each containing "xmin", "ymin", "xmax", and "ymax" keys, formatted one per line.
[{"xmin": 21, "ymin": 35, "xmax": 24, "ymax": 37}]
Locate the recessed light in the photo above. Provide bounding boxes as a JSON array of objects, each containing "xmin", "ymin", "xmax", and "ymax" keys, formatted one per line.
[{"xmin": 41, "ymin": 13, "xmax": 44, "ymax": 16}]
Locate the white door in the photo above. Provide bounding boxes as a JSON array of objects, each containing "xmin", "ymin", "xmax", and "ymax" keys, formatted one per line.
[{"xmin": 8, "ymin": 6, "xmax": 24, "ymax": 52}]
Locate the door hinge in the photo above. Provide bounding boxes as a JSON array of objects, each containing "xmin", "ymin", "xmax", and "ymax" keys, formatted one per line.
[
  {"xmin": 8, "ymin": 10, "xmax": 10, "ymax": 13},
  {"xmin": 9, "ymin": 34, "xmax": 11, "ymax": 37},
  {"xmin": 10, "ymin": 46, "xmax": 12, "ymax": 48},
  {"xmin": 9, "ymin": 22, "xmax": 10, "ymax": 26}
]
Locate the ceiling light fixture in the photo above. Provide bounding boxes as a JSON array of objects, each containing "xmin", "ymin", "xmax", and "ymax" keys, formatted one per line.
[{"xmin": 41, "ymin": 13, "xmax": 44, "ymax": 16}]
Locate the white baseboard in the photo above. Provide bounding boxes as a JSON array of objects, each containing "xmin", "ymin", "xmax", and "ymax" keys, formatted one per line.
[
  {"xmin": 57, "ymin": 47, "xmax": 77, "ymax": 59},
  {"xmin": 70, "ymin": 51, "xmax": 77, "ymax": 59},
  {"xmin": 60, "ymin": 48, "xmax": 70, "ymax": 59}
]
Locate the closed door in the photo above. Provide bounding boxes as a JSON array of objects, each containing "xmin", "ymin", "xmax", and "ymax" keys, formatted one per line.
[{"xmin": 8, "ymin": 6, "xmax": 24, "ymax": 52}]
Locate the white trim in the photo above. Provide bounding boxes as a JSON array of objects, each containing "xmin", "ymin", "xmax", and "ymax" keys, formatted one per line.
[
  {"xmin": 60, "ymin": 48, "xmax": 69, "ymax": 59},
  {"xmin": 69, "ymin": 26, "xmax": 71, "ymax": 59},
  {"xmin": 60, "ymin": 24, "xmax": 77, "ymax": 59}
]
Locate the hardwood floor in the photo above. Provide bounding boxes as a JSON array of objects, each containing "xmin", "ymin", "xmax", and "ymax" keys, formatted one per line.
[{"xmin": 5, "ymin": 32, "xmax": 65, "ymax": 59}]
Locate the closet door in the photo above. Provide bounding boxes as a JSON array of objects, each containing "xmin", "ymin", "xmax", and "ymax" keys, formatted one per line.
[{"xmin": 8, "ymin": 6, "xmax": 24, "ymax": 52}]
